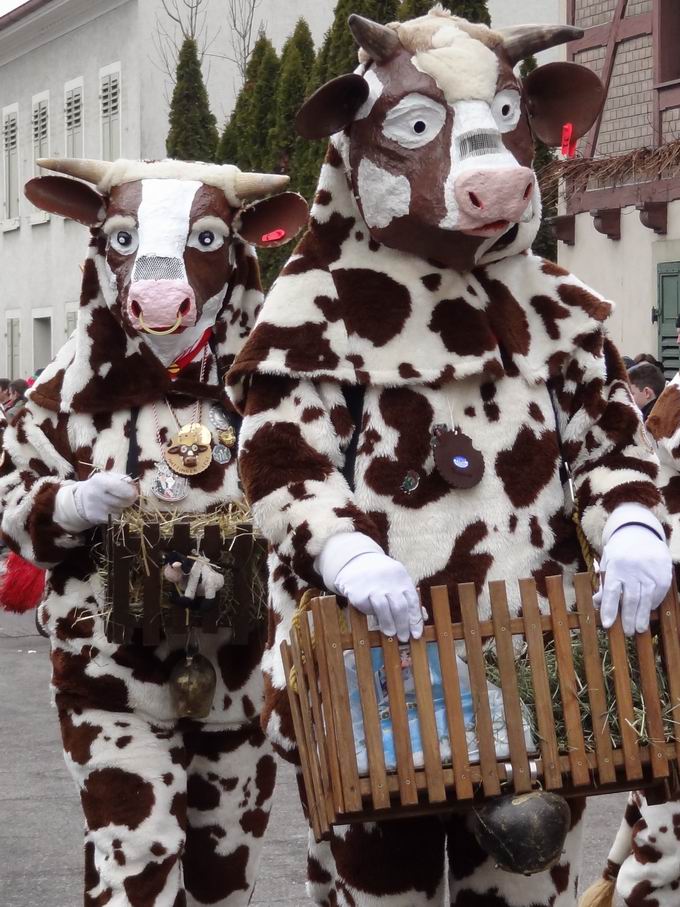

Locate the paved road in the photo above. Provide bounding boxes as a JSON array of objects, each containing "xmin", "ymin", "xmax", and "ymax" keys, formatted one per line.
[{"xmin": 1, "ymin": 610, "xmax": 626, "ymax": 906}]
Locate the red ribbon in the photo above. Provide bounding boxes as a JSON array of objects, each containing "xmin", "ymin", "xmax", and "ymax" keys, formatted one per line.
[{"xmin": 167, "ymin": 327, "xmax": 212, "ymax": 376}]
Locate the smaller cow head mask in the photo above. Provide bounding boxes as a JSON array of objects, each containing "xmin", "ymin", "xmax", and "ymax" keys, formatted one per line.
[
  {"xmin": 25, "ymin": 159, "xmax": 308, "ymax": 366},
  {"xmin": 296, "ymin": 10, "xmax": 604, "ymax": 272}
]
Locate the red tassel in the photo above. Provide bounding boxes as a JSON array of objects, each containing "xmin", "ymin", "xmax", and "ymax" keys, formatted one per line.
[{"xmin": 0, "ymin": 552, "xmax": 46, "ymax": 612}]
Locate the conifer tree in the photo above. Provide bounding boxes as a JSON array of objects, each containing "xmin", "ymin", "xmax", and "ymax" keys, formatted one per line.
[
  {"xmin": 520, "ymin": 55, "xmax": 557, "ymax": 261},
  {"xmin": 243, "ymin": 40, "xmax": 280, "ymax": 171},
  {"xmin": 166, "ymin": 37, "xmax": 218, "ymax": 161},
  {"xmin": 268, "ymin": 19, "xmax": 315, "ymax": 173},
  {"xmin": 216, "ymin": 33, "xmax": 270, "ymax": 167},
  {"xmin": 398, "ymin": 0, "xmax": 490, "ymax": 24}
]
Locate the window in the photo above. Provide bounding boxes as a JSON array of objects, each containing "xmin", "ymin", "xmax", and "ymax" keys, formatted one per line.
[
  {"xmin": 32, "ymin": 93, "xmax": 49, "ymax": 175},
  {"xmin": 65, "ymin": 310, "xmax": 77, "ymax": 336},
  {"xmin": 64, "ymin": 79, "xmax": 83, "ymax": 158},
  {"xmin": 7, "ymin": 317, "xmax": 20, "ymax": 380},
  {"xmin": 100, "ymin": 66, "xmax": 121, "ymax": 161},
  {"xmin": 658, "ymin": 0, "xmax": 680, "ymax": 83},
  {"xmin": 32, "ymin": 315, "xmax": 52, "ymax": 371},
  {"xmin": 3, "ymin": 105, "xmax": 19, "ymax": 223}
]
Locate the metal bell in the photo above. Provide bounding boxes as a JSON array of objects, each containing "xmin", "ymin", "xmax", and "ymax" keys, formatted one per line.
[{"xmin": 169, "ymin": 651, "xmax": 217, "ymax": 719}]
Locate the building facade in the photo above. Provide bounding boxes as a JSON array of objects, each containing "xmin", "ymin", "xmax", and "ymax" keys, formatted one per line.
[
  {"xmin": 0, "ymin": 0, "xmax": 566, "ymax": 380},
  {"xmin": 555, "ymin": 0, "xmax": 680, "ymax": 372}
]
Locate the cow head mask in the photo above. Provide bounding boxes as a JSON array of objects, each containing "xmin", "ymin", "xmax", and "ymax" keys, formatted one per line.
[
  {"xmin": 25, "ymin": 159, "xmax": 308, "ymax": 366},
  {"xmin": 296, "ymin": 9, "xmax": 603, "ymax": 272}
]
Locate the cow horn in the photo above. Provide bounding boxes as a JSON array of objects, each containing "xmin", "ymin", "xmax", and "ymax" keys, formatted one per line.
[
  {"xmin": 233, "ymin": 171, "xmax": 289, "ymax": 200},
  {"xmin": 36, "ymin": 157, "xmax": 110, "ymax": 185},
  {"xmin": 498, "ymin": 24, "xmax": 583, "ymax": 65},
  {"xmin": 348, "ymin": 14, "xmax": 400, "ymax": 64}
]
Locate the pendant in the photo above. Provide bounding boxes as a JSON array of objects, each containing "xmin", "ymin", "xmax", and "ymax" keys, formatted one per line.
[
  {"xmin": 209, "ymin": 404, "xmax": 232, "ymax": 431},
  {"xmin": 218, "ymin": 426, "xmax": 237, "ymax": 448},
  {"xmin": 169, "ymin": 652, "xmax": 217, "ymax": 719},
  {"xmin": 212, "ymin": 443, "xmax": 232, "ymax": 465},
  {"xmin": 163, "ymin": 422, "xmax": 213, "ymax": 476},
  {"xmin": 151, "ymin": 461, "xmax": 190, "ymax": 502},
  {"xmin": 432, "ymin": 427, "xmax": 484, "ymax": 489}
]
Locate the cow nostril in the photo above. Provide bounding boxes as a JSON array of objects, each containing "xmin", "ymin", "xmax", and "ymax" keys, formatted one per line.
[
  {"xmin": 130, "ymin": 300, "xmax": 141, "ymax": 318},
  {"xmin": 523, "ymin": 183, "xmax": 533, "ymax": 200},
  {"xmin": 469, "ymin": 191, "xmax": 483, "ymax": 210},
  {"xmin": 178, "ymin": 298, "xmax": 191, "ymax": 317}
]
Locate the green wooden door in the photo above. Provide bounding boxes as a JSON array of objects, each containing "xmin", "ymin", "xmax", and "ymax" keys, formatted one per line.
[{"xmin": 658, "ymin": 262, "xmax": 680, "ymax": 377}]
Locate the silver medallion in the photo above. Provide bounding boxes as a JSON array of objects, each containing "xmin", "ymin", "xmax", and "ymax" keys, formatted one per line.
[
  {"xmin": 209, "ymin": 404, "xmax": 232, "ymax": 431},
  {"xmin": 212, "ymin": 443, "xmax": 232, "ymax": 465},
  {"xmin": 151, "ymin": 461, "xmax": 190, "ymax": 502}
]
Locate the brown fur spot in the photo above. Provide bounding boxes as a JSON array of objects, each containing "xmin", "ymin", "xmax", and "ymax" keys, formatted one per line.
[
  {"xmin": 496, "ymin": 427, "xmax": 559, "ymax": 508},
  {"xmin": 333, "ymin": 269, "xmax": 411, "ymax": 347},
  {"xmin": 429, "ymin": 298, "xmax": 496, "ymax": 357},
  {"xmin": 81, "ymin": 768, "xmax": 155, "ymax": 831}
]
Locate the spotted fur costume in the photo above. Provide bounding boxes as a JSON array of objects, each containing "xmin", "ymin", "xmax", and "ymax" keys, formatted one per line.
[
  {"xmin": 0, "ymin": 229, "xmax": 274, "ymax": 906},
  {"xmin": 226, "ymin": 60, "xmax": 668, "ymax": 907}
]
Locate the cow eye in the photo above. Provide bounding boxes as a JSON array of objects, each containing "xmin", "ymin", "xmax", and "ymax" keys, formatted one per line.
[
  {"xmin": 188, "ymin": 224, "xmax": 226, "ymax": 252},
  {"xmin": 491, "ymin": 89, "xmax": 521, "ymax": 133},
  {"xmin": 383, "ymin": 93, "xmax": 446, "ymax": 150},
  {"xmin": 109, "ymin": 228, "xmax": 138, "ymax": 255}
]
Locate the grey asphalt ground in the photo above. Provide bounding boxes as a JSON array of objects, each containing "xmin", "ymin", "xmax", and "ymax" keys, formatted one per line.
[{"xmin": 1, "ymin": 609, "xmax": 626, "ymax": 906}]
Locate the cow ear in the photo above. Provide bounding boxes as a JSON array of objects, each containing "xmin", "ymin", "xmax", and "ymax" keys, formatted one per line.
[
  {"xmin": 235, "ymin": 192, "xmax": 309, "ymax": 248},
  {"xmin": 296, "ymin": 74, "xmax": 370, "ymax": 140},
  {"xmin": 25, "ymin": 176, "xmax": 106, "ymax": 226},
  {"xmin": 523, "ymin": 62, "xmax": 605, "ymax": 146}
]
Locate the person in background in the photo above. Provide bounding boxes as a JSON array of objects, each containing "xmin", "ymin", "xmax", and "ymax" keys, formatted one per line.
[
  {"xmin": 628, "ymin": 362, "xmax": 666, "ymax": 420},
  {"xmin": 4, "ymin": 379, "xmax": 28, "ymax": 419},
  {"xmin": 622, "ymin": 356, "xmax": 635, "ymax": 369},
  {"xmin": 0, "ymin": 379, "xmax": 11, "ymax": 411},
  {"xmin": 633, "ymin": 352, "xmax": 664, "ymax": 370}
]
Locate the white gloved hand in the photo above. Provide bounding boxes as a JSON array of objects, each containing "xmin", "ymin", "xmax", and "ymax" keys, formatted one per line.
[
  {"xmin": 593, "ymin": 505, "xmax": 672, "ymax": 636},
  {"xmin": 55, "ymin": 472, "xmax": 139, "ymax": 533},
  {"xmin": 316, "ymin": 532, "xmax": 423, "ymax": 642}
]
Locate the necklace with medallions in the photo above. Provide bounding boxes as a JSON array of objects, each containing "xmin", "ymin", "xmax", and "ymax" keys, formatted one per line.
[{"xmin": 430, "ymin": 390, "xmax": 484, "ymax": 490}]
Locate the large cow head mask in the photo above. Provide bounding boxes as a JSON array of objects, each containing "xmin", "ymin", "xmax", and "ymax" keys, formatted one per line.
[
  {"xmin": 297, "ymin": 8, "xmax": 603, "ymax": 272},
  {"xmin": 25, "ymin": 159, "xmax": 307, "ymax": 366}
]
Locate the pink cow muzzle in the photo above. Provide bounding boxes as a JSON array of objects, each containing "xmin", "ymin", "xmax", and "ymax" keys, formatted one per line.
[
  {"xmin": 454, "ymin": 167, "xmax": 535, "ymax": 236},
  {"xmin": 126, "ymin": 280, "xmax": 197, "ymax": 334}
]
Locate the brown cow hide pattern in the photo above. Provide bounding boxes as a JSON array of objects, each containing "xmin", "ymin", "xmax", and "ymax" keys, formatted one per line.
[{"xmin": 228, "ymin": 136, "xmax": 666, "ymax": 756}]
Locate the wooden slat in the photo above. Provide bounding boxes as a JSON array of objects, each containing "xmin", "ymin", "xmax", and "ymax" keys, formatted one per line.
[
  {"xmin": 380, "ymin": 633, "xmax": 418, "ymax": 805},
  {"xmin": 409, "ymin": 632, "xmax": 447, "ymax": 802},
  {"xmin": 635, "ymin": 624, "xmax": 669, "ymax": 779},
  {"xmin": 459, "ymin": 583, "xmax": 501, "ymax": 796},
  {"xmin": 281, "ymin": 641, "xmax": 323, "ymax": 841},
  {"xmin": 431, "ymin": 586, "xmax": 473, "ymax": 800},
  {"xmin": 546, "ymin": 575, "xmax": 591, "ymax": 787},
  {"xmin": 657, "ymin": 583, "xmax": 680, "ymax": 767},
  {"xmin": 519, "ymin": 579, "xmax": 563, "ymax": 789},
  {"xmin": 299, "ymin": 610, "xmax": 335, "ymax": 824},
  {"xmin": 111, "ymin": 529, "xmax": 133, "ymax": 644},
  {"xmin": 170, "ymin": 523, "xmax": 193, "ymax": 635},
  {"xmin": 200, "ymin": 526, "xmax": 220, "ymax": 634},
  {"xmin": 348, "ymin": 608, "xmax": 390, "ymax": 810},
  {"xmin": 607, "ymin": 613, "xmax": 644, "ymax": 782},
  {"xmin": 290, "ymin": 625, "xmax": 330, "ymax": 835},
  {"xmin": 311, "ymin": 597, "xmax": 346, "ymax": 817},
  {"xmin": 142, "ymin": 522, "xmax": 162, "ymax": 645},
  {"xmin": 316, "ymin": 598, "xmax": 363, "ymax": 812},
  {"xmin": 488, "ymin": 581, "xmax": 531, "ymax": 793},
  {"xmin": 573, "ymin": 573, "xmax": 617, "ymax": 785}
]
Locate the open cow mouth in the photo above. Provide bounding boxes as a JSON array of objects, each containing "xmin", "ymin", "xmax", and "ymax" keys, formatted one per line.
[{"xmin": 463, "ymin": 219, "xmax": 511, "ymax": 238}]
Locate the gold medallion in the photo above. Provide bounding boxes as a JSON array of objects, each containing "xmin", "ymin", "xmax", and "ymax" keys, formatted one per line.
[
  {"xmin": 164, "ymin": 422, "xmax": 213, "ymax": 476},
  {"xmin": 218, "ymin": 426, "xmax": 237, "ymax": 448}
]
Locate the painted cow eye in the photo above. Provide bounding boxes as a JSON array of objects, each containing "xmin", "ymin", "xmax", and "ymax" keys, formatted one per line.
[
  {"xmin": 491, "ymin": 89, "xmax": 521, "ymax": 134},
  {"xmin": 383, "ymin": 93, "xmax": 446, "ymax": 150},
  {"xmin": 188, "ymin": 223, "xmax": 226, "ymax": 252},
  {"xmin": 108, "ymin": 227, "xmax": 139, "ymax": 255},
  {"xmin": 199, "ymin": 231, "xmax": 215, "ymax": 247}
]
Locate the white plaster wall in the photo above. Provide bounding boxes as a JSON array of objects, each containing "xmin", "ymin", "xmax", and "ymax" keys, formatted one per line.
[{"xmin": 559, "ymin": 201, "xmax": 680, "ymax": 359}]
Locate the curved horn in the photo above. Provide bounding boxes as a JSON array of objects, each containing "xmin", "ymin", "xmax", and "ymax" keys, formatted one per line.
[
  {"xmin": 36, "ymin": 157, "xmax": 110, "ymax": 185},
  {"xmin": 233, "ymin": 171, "xmax": 289, "ymax": 200},
  {"xmin": 499, "ymin": 24, "xmax": 583, "ymax": 66},
  {"xmin": 348, "ymin": 14, "xmax": 399, "ymax": 64}
]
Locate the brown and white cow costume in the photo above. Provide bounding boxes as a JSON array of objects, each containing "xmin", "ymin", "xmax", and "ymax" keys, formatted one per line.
[
  {"xmin": 227, "ymin": 8, "xmax": 673, "ymax": 907},
  {"xmin": 0, "ymin": 157, "xmax": 306, "ymax": 906}
]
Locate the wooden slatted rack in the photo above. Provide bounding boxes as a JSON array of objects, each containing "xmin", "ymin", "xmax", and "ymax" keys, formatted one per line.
[{"xmin": 282, "ymin": 575, "xmax": 680, "ymax": 842}]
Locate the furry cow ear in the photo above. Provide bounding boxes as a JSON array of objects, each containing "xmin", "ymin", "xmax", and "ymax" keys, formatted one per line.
[
  {"xmin": 24, "ymin": 176, "xmax": 106, "ymax": 226},
  {"xmin": 523, "ymin": 62, "xmax": 605, "ymax": 146},
  {"xmin": 296, "ymin": 74, "xmax": 370, "ymax": 140},
  {"xmin": 235, "ymin": 192, "xmax": 309, "ymax": 248}
]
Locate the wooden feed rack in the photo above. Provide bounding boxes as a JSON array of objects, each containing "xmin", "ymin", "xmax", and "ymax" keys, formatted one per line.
[
  {"xmin": 282, "ymin": 574, "xmax": 680, "ymax": 842},
  {"xmin": 103, "ymin": 517, "xmax": 267, "ymax": 646}
]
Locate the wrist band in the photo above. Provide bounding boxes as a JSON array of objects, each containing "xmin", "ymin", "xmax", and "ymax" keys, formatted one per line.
[{"xmin": 610, "ymin": 521, "xmax": 664, "ymax": 542}]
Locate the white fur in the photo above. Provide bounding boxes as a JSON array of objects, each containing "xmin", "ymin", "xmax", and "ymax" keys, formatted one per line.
[
  {"xmin": 355, "ymin": 68, "xmax": 384, "ymax": 121},
  {"xmin": 412, "ymin": 25, "xmax": 499, "ymax": 105},
  {"xmin": 357, "ymin": 158, "xmax": 411, "ymax": 229}
]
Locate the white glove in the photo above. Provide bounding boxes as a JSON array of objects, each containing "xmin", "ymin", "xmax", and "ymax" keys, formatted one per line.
[
  {"xmin": 54, "ymin": 472, "xmax": 139, "ymax": 532},
  {"xmin": 316, "ymin": 532, "xmax": 423, "ymax": 642},
  {"xmin": 593, "ymin": 505, "xmax": 672, "ymax": 636}
]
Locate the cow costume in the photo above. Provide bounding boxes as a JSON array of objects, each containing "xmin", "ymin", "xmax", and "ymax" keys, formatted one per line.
[
  {"xmin": 227, "ymin": 9, "xmax": 673, "ymax": 907},
  {"xmin": 0, "ymin": 157, "xmax": 306, "ymax": 906},
  {"xmin": 579, "ymin": 380, "xmax": 680, "ymax": 907}
]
